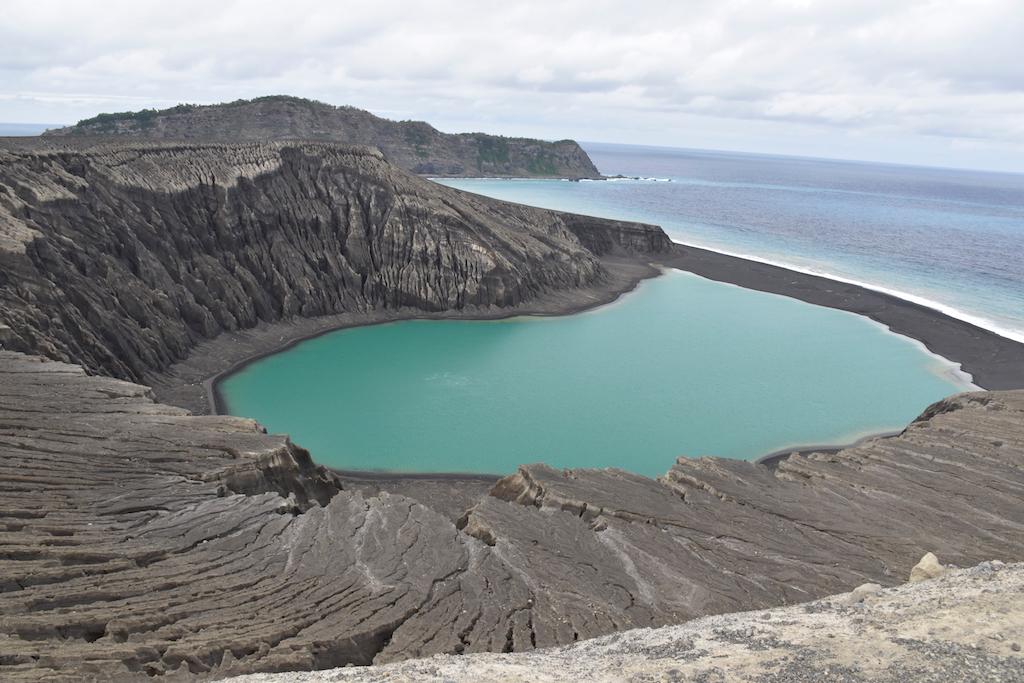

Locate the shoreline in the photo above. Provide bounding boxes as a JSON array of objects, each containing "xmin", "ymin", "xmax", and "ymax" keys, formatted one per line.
[
  {"xmin": 754, "ymin": 429, "xmax": 903, "ymax": 470},
  {"xmin": 204, "ymin": 259, "xmax": 660, "ymax": 416},
  {"xmin": 669, "ymin": 238, "xmax": 1024, "ymax": 345},
  {"xmin": 148, "ymin": 257, "xmax": 661, "ymax": 416},
  {"xmin": 149, "ymin": 242, "xmax": 1024, "ymax": 477},
  {"xmin": 336, "ymin": 422, "xmax": 904, "ymax": 482},
  {"xmin": 658, "ymin": 243, "xmax": 1024, "ymax": 391},
  {"xmin": 435, "ymin": 177, "xmax": 1023, "ymax": 345}
]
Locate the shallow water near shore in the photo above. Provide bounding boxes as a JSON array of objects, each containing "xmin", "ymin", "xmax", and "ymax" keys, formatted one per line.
[{"xmin": 220, "ymin": 271, "xmax": 972, "ymax": 477}]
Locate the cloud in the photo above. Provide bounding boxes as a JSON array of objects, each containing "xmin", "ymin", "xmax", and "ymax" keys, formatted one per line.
[{"xmin": 2, "ymin": 0, "xmax": 1023, "ymax": 169}]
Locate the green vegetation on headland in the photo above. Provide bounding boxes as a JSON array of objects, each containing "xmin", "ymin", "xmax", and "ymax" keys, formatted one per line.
[
  {"xmin": 73, "ymin": 104, "xmax": 199, "ymax": 131},
  {"xmin": 47, "ymin": 95, "xmax": 603, "ymax": 179}
]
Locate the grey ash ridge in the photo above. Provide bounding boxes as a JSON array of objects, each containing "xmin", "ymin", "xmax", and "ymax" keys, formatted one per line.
[
  {"xmin": 43, "ymin": 95, "xmax": 603, "ymax": 179},
  {"xmin": 0, "ymin": 123, "xmax": 1022, "ymax": 680}
]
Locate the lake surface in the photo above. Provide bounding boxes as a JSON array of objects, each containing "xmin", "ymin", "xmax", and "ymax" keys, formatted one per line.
[
  {"xmin": 440, "ymin": 143, "xmax": 1024, "ymax": 343},
  {"xmin": 220, "ymin": 270, "xmax": 973, "ymax": 477}
]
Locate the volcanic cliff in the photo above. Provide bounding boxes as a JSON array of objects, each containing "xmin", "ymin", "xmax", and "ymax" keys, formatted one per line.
[
  {"xmin": 0, "ymin": 136, "xmax": 1022, "ymax": 681},
  {"xmin": 0, "ymin": 138, "xmax": 660, "ymax": 383},
  {"xmin": 42, "ymin": 96, "xmax": 603, "ymax": 179}
]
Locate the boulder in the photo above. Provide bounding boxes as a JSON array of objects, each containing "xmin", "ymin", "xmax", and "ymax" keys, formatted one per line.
[
  {"xmin": 910, "ymin": 552, "xmax": 947, "ymax": 583},
  {"xmin": 846, "ymin": 583, "xmax": 883, "ymax": 605}
]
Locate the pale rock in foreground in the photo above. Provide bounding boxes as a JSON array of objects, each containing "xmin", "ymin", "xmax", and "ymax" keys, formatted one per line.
[
  {"xmin": 845, "ymin": 582, "xmax": 883, "ymax": 605},
  {"xmin": 229, "ymin": 563, "xmax": 1024, "ymax": 683},
  {"xmin": 910, "ymin": 552, "xmax": 947, "ymax": 583}
]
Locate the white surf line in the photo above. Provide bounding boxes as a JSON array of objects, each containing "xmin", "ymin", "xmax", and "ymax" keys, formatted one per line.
[
  {"xmin": 430, "ymin": 177, "xmax": 1023, "ymax": 344},
  {"xmin": 670, "ymin": 238, "xmax": 1024, "ymax": 345},
  {"xmin": 669, "ymin": 267, "xmax": 980, "ymax": 391}
]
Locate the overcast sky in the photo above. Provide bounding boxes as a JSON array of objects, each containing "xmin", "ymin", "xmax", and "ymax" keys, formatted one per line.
[{"xmin": 3, "ymin": 0, "xmax": 1023, "ymax": 172}]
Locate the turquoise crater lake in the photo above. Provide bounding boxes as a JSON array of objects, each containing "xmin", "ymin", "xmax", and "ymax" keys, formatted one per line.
[{"xmin": 220, "ymin": 271, "xmax": 974, "ymax": 478}]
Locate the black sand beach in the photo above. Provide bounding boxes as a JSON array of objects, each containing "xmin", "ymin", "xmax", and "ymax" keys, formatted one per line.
[{"xmin": 661, "ymin": 243, "xmax": 1024, "ymax": 391}]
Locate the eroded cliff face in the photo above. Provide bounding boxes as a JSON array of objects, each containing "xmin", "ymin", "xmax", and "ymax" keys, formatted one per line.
[
  {"xmin": 0, "ymin": 140, "xmax": 666, "ymax": 382},
  {"xmin": 42, "ymin": 96, "xmax": 603, "ymax": 179}
]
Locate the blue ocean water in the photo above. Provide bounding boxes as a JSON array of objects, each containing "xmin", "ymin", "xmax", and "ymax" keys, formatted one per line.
[
  {"xmin": 438, "ymin": 143, "xmax": 1024, "ymax": 343},
  {"xmin": 0, "ymin": 123, "xmax": 57, "ymax": 136}
]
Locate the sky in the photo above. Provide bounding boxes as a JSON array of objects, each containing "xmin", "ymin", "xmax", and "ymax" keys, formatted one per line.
[{"xmin": 3, "ymin": 0, "xmax": 1023, "ymax": 172}]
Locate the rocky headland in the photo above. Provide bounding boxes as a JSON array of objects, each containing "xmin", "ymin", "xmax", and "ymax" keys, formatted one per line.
[
  {"xmin": 0, "ymin": 135, "xmax": 1022, "ymax": 681},
  {"xmin": 42, "ymin": 96, "xmax": 602, "ymax": 179}
]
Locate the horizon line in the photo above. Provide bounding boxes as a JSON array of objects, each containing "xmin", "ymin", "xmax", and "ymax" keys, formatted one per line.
[{"xmin": 2, "ymin": 117, "xmax": 1021, "ymax": 177}]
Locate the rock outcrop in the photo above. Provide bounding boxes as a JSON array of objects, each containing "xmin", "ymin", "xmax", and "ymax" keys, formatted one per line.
[
  {"xmin": 909, "ymin": 552, "xmax": 947, "ymax": 583},
  {"xmin": 227, "ymin": 562, "xmax": 1024, "ymax": 683},
  {"xmin": 42, "ymin": 96, "xmax": 603, "ymax": 179},
  {"xmin": 1, "ymin": 349, "xmax": 1022, "ymax": 680},
  {"xmin": 0, "ymin": 139, "xmax": 666, "ymax": 382}
]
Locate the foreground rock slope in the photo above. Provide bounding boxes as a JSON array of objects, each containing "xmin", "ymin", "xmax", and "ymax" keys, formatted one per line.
[
  {"xmin": 1, "ymin": 349, "xmax": 1022, "ymax": 680},
  {"xmin": 42, "ymin": 96, "xmax": 602, "ymax": 179},
  {"xmin": 229, "ymin": 562, "xmax": 1024, "ymax": 683}
]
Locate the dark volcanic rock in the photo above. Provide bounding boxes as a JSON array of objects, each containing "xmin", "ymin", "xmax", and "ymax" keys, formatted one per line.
[
  {"xmin": 1, "ymin": 351, "xmax": 1023, "ymax": 681},
  {"xmin": 0, "ymin": 139, "xmax": 667, "ymax": 382},
  {"xmin": 42, "ymin": 96, "xmax": 603, "ymax": 179},
  {"xmin": 1, "ymin": 134, "xmax": 1022, "ymax": 681}
]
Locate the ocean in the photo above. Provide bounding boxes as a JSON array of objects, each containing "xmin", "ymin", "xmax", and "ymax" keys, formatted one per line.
[
  {"xmin": 0, "ymin": 123, "xmax": 58, "ymax": 136},
  {"xmin": 440, "ymin": 143, "xmax": 1024, "ymax": 343}
]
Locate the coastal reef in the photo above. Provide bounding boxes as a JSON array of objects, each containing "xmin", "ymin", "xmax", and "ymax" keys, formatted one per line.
[{"xmin": 42, "ymin": 96, "xmax": 602, "ymax": 179}]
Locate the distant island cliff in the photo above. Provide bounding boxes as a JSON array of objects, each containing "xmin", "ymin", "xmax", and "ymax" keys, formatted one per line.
[{"xmin": 42, "ymin": 95, "xmax": 603, "ymax": 179}]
